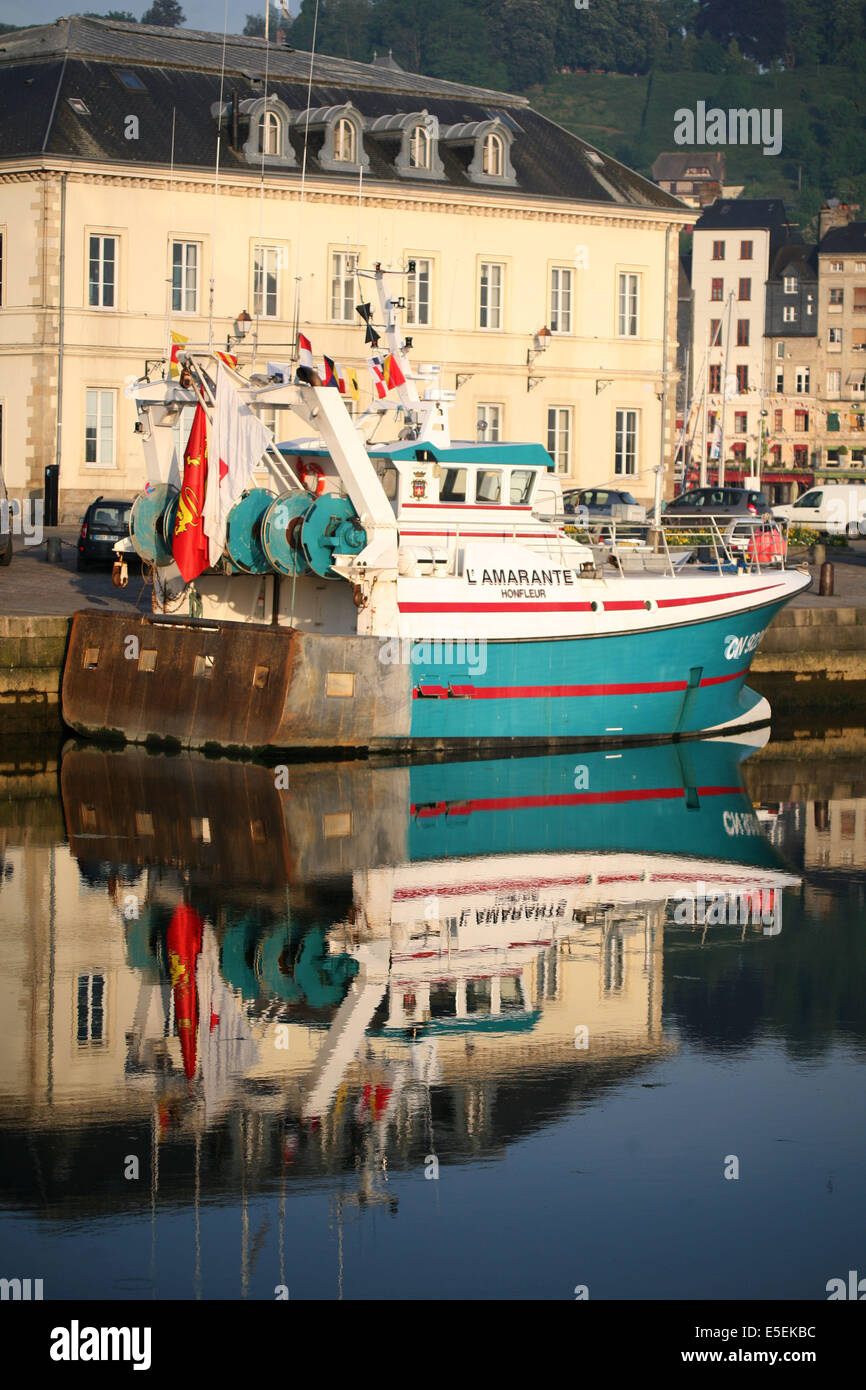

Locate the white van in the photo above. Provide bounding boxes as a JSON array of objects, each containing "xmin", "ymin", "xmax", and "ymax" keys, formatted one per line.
[{"xmin": 773, "ymin": 484, "xmax": 866, "ymax": 537}]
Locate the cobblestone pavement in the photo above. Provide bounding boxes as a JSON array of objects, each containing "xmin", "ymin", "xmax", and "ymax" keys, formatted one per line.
[
  {"xmin": 0, "ymin": 529, "xmax": 147, "ymax": 617},
  {"xmin": 2, "ymin": 530, "xmax": 866, "ymax": 616}
]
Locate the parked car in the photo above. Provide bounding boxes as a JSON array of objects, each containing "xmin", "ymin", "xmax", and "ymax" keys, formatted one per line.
[
  {"xmin": 562, "ymin": 488, "xmax": 647, "ymax": 523},
  {"xmin": 772, "ymin": 484, "xmax": 866, "ymax": 537},
  {"xmin": 77, "ymin": 496, "xmax": 133, "ymax": 570},
  {"xmin": 665, "ymin": 486, "xmax": 772, "ymax": 520}
]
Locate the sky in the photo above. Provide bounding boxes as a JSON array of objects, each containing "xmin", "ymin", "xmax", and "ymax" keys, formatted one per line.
[{"xmin": 0, "ymin": 1, "xmax": 299, "ymax": 34}]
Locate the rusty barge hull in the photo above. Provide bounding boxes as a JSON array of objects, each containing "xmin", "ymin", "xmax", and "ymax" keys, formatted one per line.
[{"xmin": 62, "ymin": 608, "xmax": 777, "ymax": 753}]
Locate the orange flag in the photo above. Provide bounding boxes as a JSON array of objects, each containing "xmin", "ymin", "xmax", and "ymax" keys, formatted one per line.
[{"xmin": 172, "ymin": 402, "xmax": 210, "ymax": 582}]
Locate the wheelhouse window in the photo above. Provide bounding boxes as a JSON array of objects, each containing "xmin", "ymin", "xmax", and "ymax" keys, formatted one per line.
[
  {"xmin": 618, "ymin": 272, "xmax": 639, "ymax": 336},
  {"xmin": 330, "ymin": 250, "xmax": 357, "ymax": 322},
  {"xmin": 171, "ymin": 241, "xmax": 199, "ymax": 314},
  {"xmin": 440, "ymin": 468, "xmax": 467, "ymax": 503},
  {"xmin": 479, "ymin": 262, "xmax": 503, "ymax": 330},
  {"xmin": 406, "ymin": 258, "xmax": 431, "ymax": 326},
  {"xmin": 475, "ymin": 469, "xmax": 502, "ymax": 503},
  {"xmin": 550, "ymin": 267, "xmax": 573, "ymax": 334},
  {"xmin": 334, "ymin": 118, "xmax": 356, "ymax": 163},
  {"xmin": 482, "ymin": 132, "xmax": 503, "ymax": 177},
  {"xmin": 476, "ymin": 402, "xmax": 502, "ymax": 442},
  {"xmin": 547, "ymin": 406, "xmax": 572, "ymax": 475},
  {"xmin": 509, "ymin": 469, "xmax": 535, "ymax": 504},
  {"xmin": 614, "ymin": 408, "xmax": 638, "ymax": 475},
  {"xmin": 85, "ymin": 389, "xmax": 116, "ymax": 467},
  {"xmin": 88, "ymin": 234, "xmax": 117, "ymax": 309}
]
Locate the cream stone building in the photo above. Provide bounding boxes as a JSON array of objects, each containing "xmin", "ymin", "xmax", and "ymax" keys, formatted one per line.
[{"xmin": 0, "ymin": 16, "xmax": 690, "ymax": 519}]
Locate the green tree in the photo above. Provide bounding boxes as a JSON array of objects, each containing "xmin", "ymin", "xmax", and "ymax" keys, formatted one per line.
[
  {"xmin": 140, "ymin": 0, "xmax": 185, "ymax": 26},
  {"xmin": 83, "ymin": 10, "xmax": 139, "ymax": 18},
  {"xmin": 242, "ymin": 7, "xmax": 284, "ymax": 37}
]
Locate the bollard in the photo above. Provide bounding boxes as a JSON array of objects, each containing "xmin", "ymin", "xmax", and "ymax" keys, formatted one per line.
[
  {"xmin": 45, "ymin": 536, "xmax": 63, "ymax": 564},
  {"xmin": 819, "ymin": 561, "xmax": 834, "ymax": 596},
  {"xmin": 812, "ymin": 543, "xmax": 826, "ymax": 566}
]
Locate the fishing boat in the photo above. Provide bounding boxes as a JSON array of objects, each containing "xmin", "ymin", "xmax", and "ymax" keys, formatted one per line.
[{"xmin": 62, "ymin": 265, "xmax": 811, "ymax": 753}]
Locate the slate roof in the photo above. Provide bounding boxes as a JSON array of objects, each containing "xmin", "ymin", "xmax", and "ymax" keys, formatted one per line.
[
  {"xmin": 818, "ymin": 222, "xmax": 866, "ymax": 254},
  {"xmin": 0, "ymin": 16, "xmax": 686, "ymax": 211},
  {"xmin": 769, "ymin": 242, "xmax": 817, "ymax": 280},
  {"xmin": 695, "ymin": 197, "xmax": 798, "ymax": 238},
  {"xmin": 651, "ymin": 151, "xmax": 726, "ymax": 182}
]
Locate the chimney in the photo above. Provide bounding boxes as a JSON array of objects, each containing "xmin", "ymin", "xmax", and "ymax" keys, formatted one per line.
[{"xmin": 819, "ymin": 200, "xmax": 860, "ymax": 242}]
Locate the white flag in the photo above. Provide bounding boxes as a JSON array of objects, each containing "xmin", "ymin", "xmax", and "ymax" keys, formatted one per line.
[{"xmin": 204, "ymin": 363, "xmax": 273, "ymax": 566}]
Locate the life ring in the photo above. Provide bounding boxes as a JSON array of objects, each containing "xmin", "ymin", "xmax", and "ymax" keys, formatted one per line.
[{"xmin": 302, "ymin": 461, "xmax": 326, "ymax": 496}]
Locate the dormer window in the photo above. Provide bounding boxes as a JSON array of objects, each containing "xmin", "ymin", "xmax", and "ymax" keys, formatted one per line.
[
  {"xmin": 410, "ymin": 124, "xmax": 431, "ymax": 170},
  {"xmin": 259, "ymin": 110, "xmax": 281, "ymax": 156},
  {"xmin": 334, "ymin": 117, "xmax": 356, "ymax": 163},
  {"xmin": 238, "ymin": 96, "xmax": 296, "ymax": 167},
  {"xmin": 365, "ymin": 110, "xmax": 444, "ymax": 180},
  {"xmin": 293, "ymin": 103, "xmax": 370, "ymax": 173},
  {"xmin": 439, "ymin": 118, "xmax": 516, "ymax": 186},
  {"xmin": 482, "ymin": 132, "xmax": 503, "ymax": 177}
]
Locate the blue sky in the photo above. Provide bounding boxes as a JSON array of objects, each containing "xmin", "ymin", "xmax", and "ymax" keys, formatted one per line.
[{"xmin": 0, "ymin": 2, "xmax": 299, "ymax": 34}]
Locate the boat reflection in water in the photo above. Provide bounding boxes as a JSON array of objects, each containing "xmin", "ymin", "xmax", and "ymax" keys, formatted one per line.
[{"xmin": 54, "ymin": 736, "xmax": 795, "ymax": 1152}]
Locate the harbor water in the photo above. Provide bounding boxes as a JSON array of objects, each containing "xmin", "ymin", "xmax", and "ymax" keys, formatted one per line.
[{"xmin": 1, "ymin": 709, "xmax": 865, "ymax": 1302}]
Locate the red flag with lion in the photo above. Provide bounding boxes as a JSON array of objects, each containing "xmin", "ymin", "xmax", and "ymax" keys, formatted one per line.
[{"xmin": 172, "ymin": 402, "xmax": 210, "ymax": 582}]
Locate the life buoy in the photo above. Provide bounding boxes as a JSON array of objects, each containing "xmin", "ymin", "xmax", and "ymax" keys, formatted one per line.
[{"xmin": 302, "ymin": 460, "xmax": 326, "ymax": 496}]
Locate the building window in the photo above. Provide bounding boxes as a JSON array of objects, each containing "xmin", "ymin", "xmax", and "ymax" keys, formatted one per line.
[
  {"xmin": 330, "ymin": 250, "xmax": 357, "ymax": 322},
  {"xmin": 617, "ymin": 272, "xmax": 639, "ymax": 336},
  {"xmin": 795, "ymin": 409, "xmax": 809, "ymax": 432},
  {"xmin": 830, "ymin": 260, "xmax": 844, "ymax": 271},
  {"xmin": 775, "ymin": 369, "xmax": 784, "ymax": 392},
  {"xmin": 776, "ymin": 341, "xmax": 785, "ymax": 358},
  {"xmin": 482, "ymin": 132, "xmax": 503, "ymax": 177},
  {"xmin": 709, "ymin": 318, "xmax": 721, "ymax": 346},
  {"xmin": 774, "ymin": 408, "xmax": 783, "ymax": 431},
  {"xmin": 88, "ymin": 234, "xmax": 117, "ymax": 309},
  {"xmin": 550, "ymin": 267, "xmax": 573, "ymax": 334},
  {"xmin": 736, "ymin": 364, "xmax": 749, "ymax": 392},
  {"xmin": 171, "ymin": 241, "xmax": 199, "ymax": 314},
  {"xmin": 85, "ymin": 389, "xmax": 116, "ymax": 467},
  {"xmin": 736, "ymin": 319, "xmax": 749, "ymax": 346},
  {"xmin": 734, "ymin": 411, "xmax": 747, "ymax": 432},
  {"xmin": 547, "ymin": 406, "xmax": 572, "ymax": 474},
  {"xmin": 827, "ymin": 370, "xmax": 841, "ymax": 396},
  {"xmin": 406, "ymin": 257, "xmax": 431, "ymax": 326},
  {"xmin": 479, "ymin": 262, "xmax": 504, "ymax": 329},
  {"xmin": 258, "ymin": 110, "xmax": 281, "ymax": 156},
  {"xmin": 783, "ymin": 306, "xmax": 797, "ymax": 323},
  {"xmin": 253, "ymin": 245, "xmax": 280, "ymax": 319},
  {"xmin": 711, "ymin": 277, "xmax": 723, "ymax": 302},
  {"xmin": 334, "ymin": 117, "xmax": 356, "ymax": 163},
  {"xmin": 409, "ymin": 124, "xmax": 431, "ymax": 170},
  {"xmin": 614, "ymin": 408, "xmax": 638, "ymax": 475},
  {"xmin": 738, "ymin": 278, "xmax": 751, "ymax": 301},
  {"xmin": 829, "ymin": 326, "xmax": 842, "ymax": 349},
  {"xmin": 857, "ymin": 262, "xmax": 866, "ymax": 272},
  {"xmin": 830, "ymin": 287, "xmax": 844, "ymax": 305},
  {"xmin": 854, "ymin": 288, "xmax": 866, "ymax": 312},
  {"xmin": 740, "ymin": 240, "xmax": 753, "ymax": 259},
  {"xmin": 712, "ymin": 240, "xmax": 725, "ymax": 260},
  {"xmin": 709, "ymin": 363, "xmax": 721, "ymax": 393},
  {"xmin": 477, "ymin": 402, "xmax": 502, "ymax": 442},
  {"xmin": 783, "ymin": 275, "xmax": 797, "ymax": 294},
  {"xmin": 795, "ymin": 367, "xmax": 811, "ymax": 393},
  {"xmin": 77, "ymin": 973, "xmax": 106, "ymax": 1044}
]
